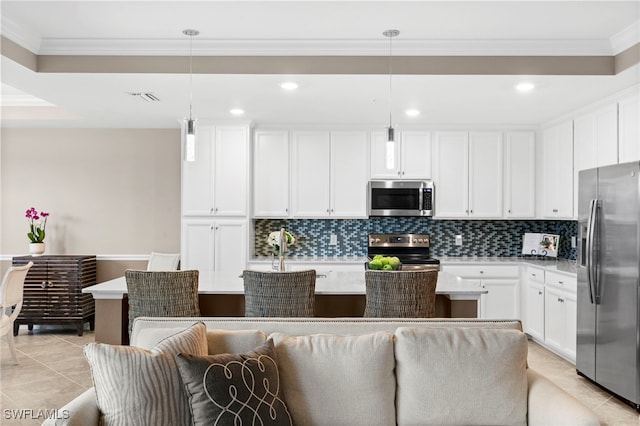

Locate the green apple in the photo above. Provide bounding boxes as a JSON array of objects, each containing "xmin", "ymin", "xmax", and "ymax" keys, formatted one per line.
[
  {"xmin": 382, "ymin": 264, "xmax": 394, "ymax": 271},
  {"xmin": 369, "ymin": 259, "xmax": 383, "ymax": 270},
  {"xmin": 388, "ymin": 256, "xmax": 401, "ymax": 270}
]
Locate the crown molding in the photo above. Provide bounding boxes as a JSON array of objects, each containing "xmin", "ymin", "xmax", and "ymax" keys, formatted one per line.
[
  {"xmin": 31, "ymin": 38, "xmax": 615, "ymax": 57},
  {"xmin": 0, "ymin": 17, "xmax": 41, "ymax": 54},
  {"xmin": 610, "ymin": 20, "xmax": 640, "ymax": 54}
]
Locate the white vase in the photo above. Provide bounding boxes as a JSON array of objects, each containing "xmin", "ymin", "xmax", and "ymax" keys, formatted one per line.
[{"xmin": 29, "ymin": 242, "xmax": 45, "ymax": 256}]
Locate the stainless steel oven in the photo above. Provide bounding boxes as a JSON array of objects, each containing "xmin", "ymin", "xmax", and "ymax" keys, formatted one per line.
[
  {"xmin": 367, "ymin": 233, "xmax": 440, "ymax": 271},
  {"xmin": 368, "ymin": 180, "xmax": 434, "ymax": 217}
]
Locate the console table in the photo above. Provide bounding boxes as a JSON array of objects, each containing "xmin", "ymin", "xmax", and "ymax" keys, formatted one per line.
[{"xmin": 12, "ymin": 255, "xmax": 97, "ymax": 336}]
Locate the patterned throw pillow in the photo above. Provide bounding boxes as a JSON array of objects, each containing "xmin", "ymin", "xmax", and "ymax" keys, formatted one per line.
[
  {"xmin": 176, "ymin": 339, "xmax": 292, "ymax": 426},
  {"xmin": 83, "ymin": 322, "xmax": 208, "ymax": 426}
]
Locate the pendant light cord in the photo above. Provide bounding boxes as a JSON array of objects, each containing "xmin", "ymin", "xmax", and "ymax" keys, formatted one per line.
[
  {"xmin": 189, "ymin": 33, "xmax": 193, "ymax": 121},
  {"xmin": 388, "ymin": 32, "xmax": 393, "ymax": 129}
]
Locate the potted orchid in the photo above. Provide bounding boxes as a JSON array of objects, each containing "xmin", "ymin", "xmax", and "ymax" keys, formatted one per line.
[{"xmin": 26, "ymin": 207, "xmax": 49, "ymax": 256}]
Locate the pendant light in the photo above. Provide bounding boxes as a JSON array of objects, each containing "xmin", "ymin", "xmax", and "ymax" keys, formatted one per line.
[
  {"xmin": 183, "ymin": 29, "xmax": 199, "ymax": 162},
  {"xmin": 383, "ymin": 29, "xmax": 399, "ymax": 170}
]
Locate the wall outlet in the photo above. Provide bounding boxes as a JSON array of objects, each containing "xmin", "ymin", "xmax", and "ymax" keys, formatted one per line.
[
  {"xmin": 329, "ymin": 234, "xmax": 338, "ymax": 246},
  {"xmin": 571, "ymin": 236, "xmax": 577, "ymax": 248},
  {"xmin": 455, "ymin": 235, "xmax": 463, "ymax": 246}
]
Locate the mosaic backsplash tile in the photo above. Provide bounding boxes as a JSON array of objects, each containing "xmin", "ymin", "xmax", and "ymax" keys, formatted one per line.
[{"xmin": 254, "ymin": 218, "xmax": 578, "ymax": 260}]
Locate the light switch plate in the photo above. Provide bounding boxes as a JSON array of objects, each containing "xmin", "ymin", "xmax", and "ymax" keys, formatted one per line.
[
  {"xmin": 571, "ymin": 236, "xmax": 577, "ymax": 248},
  {"xmin": 330, "ymin": 234, "xmax": 338, "ymax": 246},
  {"xmin": 455, "ymin": 235, "xmax": 463, "ymax": 246}
]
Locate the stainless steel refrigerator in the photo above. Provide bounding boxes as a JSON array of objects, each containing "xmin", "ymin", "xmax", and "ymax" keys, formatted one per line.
[{"xmin": 577, "ymin": 161, "xmax": 640, "ymax": 411}]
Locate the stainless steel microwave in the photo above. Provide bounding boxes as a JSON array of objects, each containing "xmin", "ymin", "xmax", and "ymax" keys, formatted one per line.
[{"xmin": 368, "ymin": 180, "xmax": 434, "ymax": 217}]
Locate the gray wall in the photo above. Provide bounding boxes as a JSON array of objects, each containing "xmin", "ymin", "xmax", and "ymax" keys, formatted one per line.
[{"xmin": 1, "ymin": 128, "xmax": 181, "ymax": 260}]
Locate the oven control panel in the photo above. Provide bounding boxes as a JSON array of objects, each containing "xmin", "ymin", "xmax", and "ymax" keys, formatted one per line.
[{"xmin": 368, "ymin": 233, "xmax": 431, "ymax": 248}]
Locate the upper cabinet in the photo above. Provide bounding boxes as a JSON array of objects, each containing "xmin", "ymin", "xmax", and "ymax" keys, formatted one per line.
[
  {"xmin": 504, "ymin": 131, "xmax": 536, "ymax": 218},
  {"xmin": 541, "ymin": 121, "xmax": 574, "ymax": 219},
  {"xmin": 574, "ymin": 104, "xmax": 618, "ymax": 172},
  {"xmin": 619, "ymin": 93, "xmax": 640, "ymax": 163},
  {"xmin": 370, "ymin": 130, "xmax": 431, "ymax": 179},
  {"xmin": 291, "ymin": 130, "xmax": 369, "ymax": 218},
  {"xmin": 182, "ymin": 125, "xmax": 249, "ymax": 217},
  {"xmin": 253, "ymin": 130, "xmax": 290, "ymax": 218},
  {"xmin": 433, "ymin": 131, "xmax": 503, "ymax": 218}
]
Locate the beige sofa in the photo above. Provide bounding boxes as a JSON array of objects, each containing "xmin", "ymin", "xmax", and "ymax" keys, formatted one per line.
[{"xmin": 44, "ymin": 317, "xmax": 600, "ymax": 426}]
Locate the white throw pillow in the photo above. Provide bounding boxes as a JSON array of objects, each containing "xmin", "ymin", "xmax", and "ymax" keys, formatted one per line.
[
  {"xmin": 84, "ymin": 321, "xmax": 208, "ymax": 426},
  {"xmin": 269, "ymin": 331, "xmax": 396, "ymax": 426},
  {"xmin": 394, "ymin": 327, "xmax": 528, "ymax": 426}
]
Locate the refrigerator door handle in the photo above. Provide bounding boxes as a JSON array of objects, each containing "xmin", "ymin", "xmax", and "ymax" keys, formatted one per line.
[{"xmin": 586, "ymin": 199, "xmax": 597, "ymax": 304}]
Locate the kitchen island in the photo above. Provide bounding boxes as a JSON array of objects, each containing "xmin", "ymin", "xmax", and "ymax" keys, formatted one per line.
[{"xmin": 84, "ymin": 270, "xmax": 486, "ymax": 344}]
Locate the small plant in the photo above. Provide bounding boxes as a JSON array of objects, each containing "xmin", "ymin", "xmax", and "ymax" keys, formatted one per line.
[
  {"xmin": 25, "ymin": 207, "xmax": 49, "ymax": 243},
  {"xmin": 267, "ymin": 230, "xmax": 295, "ymax": 256}
]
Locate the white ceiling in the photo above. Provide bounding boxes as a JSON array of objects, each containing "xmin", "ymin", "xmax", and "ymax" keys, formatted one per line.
[{"xmin": 1, "ymin": 1, "xmax": 639, "ymax": 129}]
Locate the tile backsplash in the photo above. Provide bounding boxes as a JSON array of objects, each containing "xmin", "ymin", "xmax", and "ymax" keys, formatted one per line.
[{"xmin": 254, "ymin": 218, "xmax": 578, "ymax": 260}]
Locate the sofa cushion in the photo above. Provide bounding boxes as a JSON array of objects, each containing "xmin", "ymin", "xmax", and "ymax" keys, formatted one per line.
[
  {"xmin": 83, "ymin": 321, "xmax": 207, "ymax": 426},
  {"xmin": 269, "ymin": 331, "xmax": 396, "ymax": 426},
  {"xmin": 176, "ymin": 338, "xmax": 292, "ymax": 426},
  {"xmin": 394, "ymin": 327, "xmax": 528, "ymax": 426}
]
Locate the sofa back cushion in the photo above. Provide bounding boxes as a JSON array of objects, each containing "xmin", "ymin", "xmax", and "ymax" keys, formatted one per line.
[
  {"xmin": 270, "ymin": 331, "xmax": 396, "ymax": 426},
  {"xmin": 394, "ymin": 327, "xmax": 528, "ymax": 426}
]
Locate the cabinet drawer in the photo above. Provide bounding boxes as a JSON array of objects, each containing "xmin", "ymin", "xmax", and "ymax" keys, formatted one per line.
[
  {"xmin": 442, "ymin": 264, "xmax": 520, "ymax": 279},
  {"xmin": 545, "ymin": 271, "xmax": 577, "ymax": 293},
  {"xmin": 526, "ymin": 267, "xmax": 545, "ymax": 283}
]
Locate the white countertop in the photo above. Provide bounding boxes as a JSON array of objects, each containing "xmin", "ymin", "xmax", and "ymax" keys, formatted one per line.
[{"xmin": 83, "ymin": 270, "xmax": 486, "ymax": 301}]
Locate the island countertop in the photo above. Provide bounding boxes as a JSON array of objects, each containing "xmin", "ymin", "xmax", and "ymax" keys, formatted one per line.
[{"xmin": 83, "ymin": 270, "xmax": 486, "ymax": 301}]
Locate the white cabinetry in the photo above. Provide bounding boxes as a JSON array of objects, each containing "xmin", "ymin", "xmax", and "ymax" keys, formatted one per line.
[
  {"xmin": 181, "ymin": 219, "xmax": 247, "ymax": 276},
  {"xmin": 541, "ymin": 121, "xmax": 574, "ymax": 219},
  {"xmin": 504, "ymin": 131, "xmax": 536, "ymax": 218},
  {"xmin": 619, "ymin": 93, "xmax": 640, "ymax": 163},
  {"xmin": 182, "ymin": 125, "xmax": 249, "ymax": 216},
  {"xmin": 253, "ymin": 130, "xmax": 290, "ymax": 217},
  {"xmin": 574, "ymin": 104, "xmax": 618, "ymax": 171},
  {"xmin": 543, "ymin": 271, "xmax": 577, "ymax": 362},
  {"xmin": 370, "ymin": 130, "xmax": 431, "ymax": 179},
  {"xmin": 524, "ymin": 267, "xmax": 545, "ymax": 341},
  {"xmin": 433, "ymin": 131, "xmax": 503, "ymax": 218},
  {"xmin": 291, "ymin": 130, "xmax": 368, "ymax": 218},
  {"xmin": 441, "ymin": 264, "xmax": 519, "ymax": 319}
]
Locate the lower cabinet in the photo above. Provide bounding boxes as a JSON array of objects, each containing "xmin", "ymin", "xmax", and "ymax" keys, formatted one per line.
[
  {"xmin": 523, "ymin": 266, "xmax": 577, "ymax": 363},
  {"xmin": 181, "ymin": 219, "xmax": 247, "ymax": 276},
  {"xmin": 440, "ymin": 264, "xmax": 520, "ymax": 319}
]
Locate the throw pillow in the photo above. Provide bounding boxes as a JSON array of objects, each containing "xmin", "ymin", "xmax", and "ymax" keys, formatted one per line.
[
  {"xmin": 176, "ymin": 339, "xmax": 292, "ymax": 426},
  {"xmin": 394, "ymin": 327, "xmax": 528, "ymax": 426},
  {"xmin": 269, "ymin": 331, "xmax": 396, "ymax": 426},
  {"xmin": 84, "ymin": 321, "xmax": 208, "ymax": 426}
]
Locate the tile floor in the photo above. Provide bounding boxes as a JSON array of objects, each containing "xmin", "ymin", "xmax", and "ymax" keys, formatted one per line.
[{"xmin": 1, "ymin": 325, "xmax": 639, "ymax": 425}]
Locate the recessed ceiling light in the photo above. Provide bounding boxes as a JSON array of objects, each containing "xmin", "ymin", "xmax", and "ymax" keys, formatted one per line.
[
  {"xmin": 280, "ymin": 82, "xmax": 298, "ymax": 91},
  {"xmin": 516, "ymin": 82, "xmax": 535, "ymax": 92},
  {"xmin": 405, "ymin": 109, "xmax": 420, "ymax": 117},
  {"xmin": 229, "ymin": 108, "xmax": 245, "ymax": 116}
]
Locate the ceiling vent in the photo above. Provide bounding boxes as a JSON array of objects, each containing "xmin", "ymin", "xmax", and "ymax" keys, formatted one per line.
[{"xmin": 128, "ymin": 92, "xmax": 160, "ymax": 102}]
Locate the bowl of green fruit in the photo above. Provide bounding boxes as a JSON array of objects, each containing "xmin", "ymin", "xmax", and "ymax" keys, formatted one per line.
[{"xmin": 367, "ymin": 255, "xmax": 401, "ymax": 271}]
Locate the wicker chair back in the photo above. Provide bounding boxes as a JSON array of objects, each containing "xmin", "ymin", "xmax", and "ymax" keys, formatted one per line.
[
  {"xmin": 364, "ymin": 270, "xmax": 438, "ymax": 318},
  {"xmin": 243, "ymin": 270, "xmax": 316, "ymax": 317}
]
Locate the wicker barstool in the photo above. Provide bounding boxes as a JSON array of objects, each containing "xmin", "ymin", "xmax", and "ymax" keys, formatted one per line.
[
  {"xmin": 243, "ymin": 270, "xmax": 316, "ymax": 317},
  {"xmin": 125, "ymin": 269, "xmax": 200, "ymax": 336},
  {"xmin": 364, "ymin": 270, "xmax": 438, "ymax": 318}
]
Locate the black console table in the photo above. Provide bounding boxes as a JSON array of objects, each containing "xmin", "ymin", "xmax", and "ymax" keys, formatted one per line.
[{"xmin": 12, "ymin": 255, "xmax": 97, "ymax": 336}]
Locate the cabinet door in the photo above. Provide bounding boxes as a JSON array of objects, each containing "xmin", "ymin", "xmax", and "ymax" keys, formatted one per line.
[
  {"xmin": 469, "ymin": 131, "xmax": 503, "ymax": 218},
  {"xmin": 400, "ymin": 131, "xmax": 431, "ymax": 178},
  {"xmin": 370, "ymin": 130, "xmax": 400, "ymax": 178},
  {"xmin": 253, "ymin": 130, "xmax": 290, "ymax": 217},
  {"xmin": 504, "ymin": 131, "xmax": 535, "ymax": 218},
  {"xmin": 565, "ymin": 294, "xmax": 577, "ymax": 362},
  {"xmin": 291, "ymin": 131, "xmax": 331, "ymax": 217},
  {"xmin": 480, "ymin": 279, "xmax": 520, "ymax": 319},
  {"xmin": 619, "ymin": 93, "xmax": 640, "ymax": 163},
  {"xmin": 213, "ymin": 220, "xmax": 247, "ymax": 275},
  {"xmin": 214, "ymin": 126, "xmax": 248, "ymax": 216},
  {"xmin": 182, "ymin": 125, "xmax": 214, "ymax": 216},
  {"xmin": 433, "ymin": 132, "xmax": 469, "ymax": 217},
  {"xmin": 544, "ymin": 286, "xmax": 567, "ymax": 354},
  {"xmin": 525, "ymin": 281, "xmax": 545, "ymax": 341},
  {"xmin": 330, "ymin": 131, "xmax": 368, "ymax": 217},
  {"xmin": 541, "ymin": 121, "xmax": 574, "ymax": 218},
  {"xmin": 181, "ymin": 220, "xmax": 215, "ymax": 274}
]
